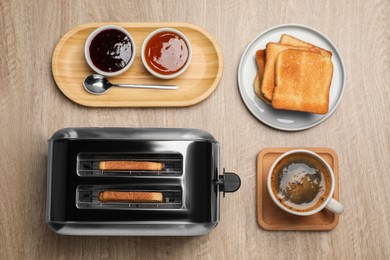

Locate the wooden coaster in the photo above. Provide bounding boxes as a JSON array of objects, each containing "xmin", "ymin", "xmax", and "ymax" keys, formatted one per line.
[{"xmin": 256, "ymin": 148, "xmax": 339, "ymax": 231}]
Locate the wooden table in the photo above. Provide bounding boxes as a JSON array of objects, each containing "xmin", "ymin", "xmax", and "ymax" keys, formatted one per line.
[{"xmin": 1, "ymin": 0, "xmax": 389, "ymax": 259}]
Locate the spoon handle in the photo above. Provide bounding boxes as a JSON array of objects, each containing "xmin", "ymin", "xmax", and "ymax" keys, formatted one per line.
[{"xmin": 112, "ymin": 84, "xmax": 178, "ymax": 90}]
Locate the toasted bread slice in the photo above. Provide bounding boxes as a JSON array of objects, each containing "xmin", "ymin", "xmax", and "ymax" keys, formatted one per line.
[
  {"xmin": 99, "ymin": 161, "xmax": 163, "ymax": 171},
  {"xmin": 280, "ymin": 34, "xmax": 332, "ymax": 58},
  {"xmin": 98, "ymin": 191, "xmax": 164, "ymax": 203},
  {"xmin": 272, "ymin": 49, "xmax": 333, "ymax": 114},
  {"xmin": 253, "ymin": 49, "xmax": 266, "ymax": 100},
  {"xmin": 261, "ymin": 43, "xmax": 320, "ymax": 102}
]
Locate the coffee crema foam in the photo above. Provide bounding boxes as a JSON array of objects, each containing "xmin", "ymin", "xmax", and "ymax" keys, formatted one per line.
[{"xmin": 271, "ymin": 153, "xmax": 332, "ymax": 212}]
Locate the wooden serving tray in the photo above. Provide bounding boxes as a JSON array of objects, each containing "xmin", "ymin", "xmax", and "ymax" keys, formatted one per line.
[
  {"xmin": 257, "ymin": 148, "xmax": 339, "ymax": 231},
  {"xmin": 52, "ymin": 23, "xmax": 223, "ymax": 107}
]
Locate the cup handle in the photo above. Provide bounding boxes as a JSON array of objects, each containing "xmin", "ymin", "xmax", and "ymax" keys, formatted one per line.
[{"xmin": 325, "ymin": 198, "xmax": 344, "ymax": 214}]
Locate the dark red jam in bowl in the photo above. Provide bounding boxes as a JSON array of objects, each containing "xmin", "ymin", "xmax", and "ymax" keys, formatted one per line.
[
  {"xmin": 89, "ymin": 29, "xmax": 133, "ymax": 73},
  {"xmin": 144, "ymin": 31, "xmax": 189, "ymax": 75}
]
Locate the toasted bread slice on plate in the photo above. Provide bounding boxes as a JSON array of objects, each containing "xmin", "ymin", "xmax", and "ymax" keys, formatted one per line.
[
  {"xmin": 272, "ymin": 49, "xmax": 333, "ymax": 114},
  {"xmin": 253, "ymin": 49, "xmax": 266, "ymax": 100},
  {"xmin": 261, "ymin": 43, "xmax": 320, "ymax": 102},
  {"xmin": 280, "ymin": 34, "xmax": 332, "ymax": 58}
]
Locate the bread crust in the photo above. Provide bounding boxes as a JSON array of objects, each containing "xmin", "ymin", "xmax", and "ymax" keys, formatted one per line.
[{"xmin": 253, "ymin": 49, "xmax": 266, "ymax": 100}]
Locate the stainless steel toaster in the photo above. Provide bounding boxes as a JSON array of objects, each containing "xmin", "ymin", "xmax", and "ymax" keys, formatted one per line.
[{"xmin": 46, "ymin": 128, "xmax": 240, "ymax": 236}]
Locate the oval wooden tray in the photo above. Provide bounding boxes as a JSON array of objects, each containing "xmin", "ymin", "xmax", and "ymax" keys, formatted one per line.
[{"xmin": 52, "ymin": 23, "xmax": 223, "ymax": 107}]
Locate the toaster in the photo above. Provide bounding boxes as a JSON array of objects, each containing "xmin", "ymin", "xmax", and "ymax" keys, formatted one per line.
[{"xmin": 46, "ymin": 128, "xmax": 240, "ymax": 236}]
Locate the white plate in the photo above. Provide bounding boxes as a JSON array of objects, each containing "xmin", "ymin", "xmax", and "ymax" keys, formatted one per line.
[{"xmin": 238, "ymin": 24, "xmax": 345, "ymax": 131}]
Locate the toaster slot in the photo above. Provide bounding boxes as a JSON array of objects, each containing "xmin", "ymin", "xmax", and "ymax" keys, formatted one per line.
[
  {"xmin": 77, "ymin": 153, "xmax": 183, "ymax": 177},
  {"xmin": 76, "ymin": 185, "xmax": 183, "ymax": 209}
]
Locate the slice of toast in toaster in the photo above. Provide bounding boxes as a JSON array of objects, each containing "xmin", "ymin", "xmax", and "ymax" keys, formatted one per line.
[
  {"xmin": 98, "ymin": 191, "xmax": 164, "ymax": 203},
  {"xmin": 261, "ymin": 43, "xmax": 321, "ymax": 102},
  {"xmin": 99, "ymin": 161, "xmax": 163, "ymax": 171},
  {"xmin": 253, "ymin": 49, "xmax": 267, "ymax": 101},
  {"xmin": 279, "ymin": 34, "xmax": 332, "ymax": 58},
  {"xmin": 271, "ymin": 49, "xmax": 333, "ymax": 114}
]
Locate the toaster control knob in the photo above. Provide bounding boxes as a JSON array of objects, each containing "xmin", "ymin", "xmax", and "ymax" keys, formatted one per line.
[{"xmin": 219, "ymin": 169, "xmax": 241, "ymax": 196}]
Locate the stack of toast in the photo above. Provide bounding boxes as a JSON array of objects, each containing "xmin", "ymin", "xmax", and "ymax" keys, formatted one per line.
[{"xmin": 254, "ymin": 34, "xmax": 333, "ymax": 114}]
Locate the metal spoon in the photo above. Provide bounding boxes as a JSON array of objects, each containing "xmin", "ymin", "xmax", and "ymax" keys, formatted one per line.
[{"xmin": 83, "ymin": 74, "xmax": 178, "ymax": 95}]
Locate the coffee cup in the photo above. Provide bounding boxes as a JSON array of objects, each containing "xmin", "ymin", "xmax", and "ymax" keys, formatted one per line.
[{"xmin": 267, "ymin": 149, "xmax": 344, "ymax": 216}]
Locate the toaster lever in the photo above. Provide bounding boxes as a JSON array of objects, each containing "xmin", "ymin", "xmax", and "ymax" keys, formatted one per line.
[{"xmin": 218, "ymin": 168, "xmax": 241, "ymax": 197}]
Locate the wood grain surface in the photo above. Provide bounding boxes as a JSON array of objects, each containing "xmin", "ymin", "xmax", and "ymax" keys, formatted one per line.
[{"xmin": 0, "ymin": 0, "xmax": 389, "ymax": 259}]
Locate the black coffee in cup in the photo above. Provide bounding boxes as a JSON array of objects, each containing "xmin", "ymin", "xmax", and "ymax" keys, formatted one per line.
[{"xmin": 270, "ymin": 153, "xmax": 332, "ymax": 212}]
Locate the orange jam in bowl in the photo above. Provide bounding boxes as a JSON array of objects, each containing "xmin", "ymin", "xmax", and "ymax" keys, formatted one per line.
[{"xmin": 142, "ymin": 28, "xmax": 192, "ymax": 79}]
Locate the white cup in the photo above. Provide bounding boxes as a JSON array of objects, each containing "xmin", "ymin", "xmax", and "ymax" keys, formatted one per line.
[{"xmin": 267, "ymin": 149, "xmax": 344, "ymax": 216}]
